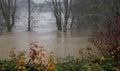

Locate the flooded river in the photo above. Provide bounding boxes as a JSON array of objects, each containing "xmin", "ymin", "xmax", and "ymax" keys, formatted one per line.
[{"xmin": 0, "ymin": 31, "xmax": 90, "ymax": 58}]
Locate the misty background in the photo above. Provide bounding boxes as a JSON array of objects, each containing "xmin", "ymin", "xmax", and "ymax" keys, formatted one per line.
[
  {"xmin": 0, "ymin": 0, "xmax": 116, "ymax": 33},
  {"xmin": 14, "ymin": 0, "xmax": 56, "ymax": 32}
]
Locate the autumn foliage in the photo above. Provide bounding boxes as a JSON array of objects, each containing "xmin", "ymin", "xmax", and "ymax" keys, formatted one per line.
[{"xmin": 89, "ymin": 15, "xmax": 120, "ymax": 62}]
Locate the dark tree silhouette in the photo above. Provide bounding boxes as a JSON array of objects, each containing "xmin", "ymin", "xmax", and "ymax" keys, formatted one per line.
[{"xmin": 0, "ymin": 0, "xmax": 16, "ymax": 32}]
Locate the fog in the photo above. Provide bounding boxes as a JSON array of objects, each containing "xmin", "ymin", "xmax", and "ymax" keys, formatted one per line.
[
  {"xmin": 13, "ymin": 0, "xmax": 57, "ymax": 33},
  {"xmin": 33, "ymin": 0, "xmax": 45, "ymax": 3}
]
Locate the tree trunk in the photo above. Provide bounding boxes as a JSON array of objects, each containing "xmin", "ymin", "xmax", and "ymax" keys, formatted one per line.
[
  {"xmin": 28, "ymin": 0, "xmax": 31, "ymax": 31},
  {"xmin": 63, "ymin": 0, "xmax": 72, "ymax": 32},
  {"xmin": 7, "ymin": 25, "xmax": 12, "ymax": 32},
  {"xmin": 63, "ymin": 19, "xmax": 67, "ymax": 32},
  {"xmin": 0, "ymin": 0, "xmax": 16, "ymax": 32},
  {"xmin": 57, "ymin": 20, "xmax": 62, "ymax": 31},
  {"xmin": 70, "ymin": 16, "xmax": 74, "ymax": 29},
  {"xmin": 52, "ymin": 0, "xmax": 62, "ymax": 31}
]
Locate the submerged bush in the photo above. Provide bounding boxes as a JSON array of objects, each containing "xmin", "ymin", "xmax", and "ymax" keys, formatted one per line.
[{"xmin": 0, "ymin": 42, "xmax": 119, "ymax": 71}]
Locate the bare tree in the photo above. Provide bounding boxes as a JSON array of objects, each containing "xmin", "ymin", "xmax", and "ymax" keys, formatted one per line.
[
  {"xmin": 0, "ymin": 0, "xmax": 16, "ymax": 32},
  {"xmin": 63, "ymin": 0, "xmax": 72, "ymax": 32},
  {"xmin": 28, "ymin": 0, "xmax": 31, "ymax": 31},
  {"xmin": 50, "ymin": 0, "xmax": 73, "ymax": 31},
  {"xmin": 27, "ymin": 0, "xmax": 38, "ymax": 31},
  {"xmin": 51, "ymin": 0, "xmax": 62, "ymax": 31}
]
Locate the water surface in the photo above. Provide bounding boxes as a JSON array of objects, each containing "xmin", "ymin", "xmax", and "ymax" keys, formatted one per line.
[{"xmin": 0, "ymin": 31, "xmax": 90, "ymax": 58}]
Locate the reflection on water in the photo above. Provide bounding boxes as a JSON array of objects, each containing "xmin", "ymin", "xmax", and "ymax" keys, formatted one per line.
[{"xmin": 0, "ymin": 31, "xmax": 90, "ymax": 58}]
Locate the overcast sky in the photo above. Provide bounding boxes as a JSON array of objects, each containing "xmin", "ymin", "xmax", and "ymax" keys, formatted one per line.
[{"xmin": 33, "ymin": 0, "xmax": 45, "ymax": 3}]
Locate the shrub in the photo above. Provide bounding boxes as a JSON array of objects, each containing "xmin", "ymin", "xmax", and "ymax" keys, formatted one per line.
[
  {"xmin": 0, "ymin": 42, "xmax": 119, "ymax": 71},
  {"xmin": 89, "ymin": 15, "xmax": 120, "ymax": 63}
]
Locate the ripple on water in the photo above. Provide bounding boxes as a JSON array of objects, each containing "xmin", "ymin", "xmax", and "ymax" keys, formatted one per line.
[{"xmin": 0, "ymin": 31, "xmax": 90, "ymax": 58}]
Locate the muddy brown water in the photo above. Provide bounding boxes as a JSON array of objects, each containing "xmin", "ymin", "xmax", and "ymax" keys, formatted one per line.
[{"xmin": 0, "ymin": 31, "xmax": 90, "ymax": 58}]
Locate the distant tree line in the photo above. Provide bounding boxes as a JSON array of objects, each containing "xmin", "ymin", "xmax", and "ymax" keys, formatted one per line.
[
  {"xmin": 50, "ymin": 0, "xmax": 120, "ymax": 32},
  {"xmin": 0, "ymin": 0, "xmax": 120, "ymax": 32},
  {"xmin": 71, "ymin": 0, "xmax": 120, "ymax": 30},
  {"xmin": 0, "ymin": 0, "xmax": 33, "ymax": 32}
]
